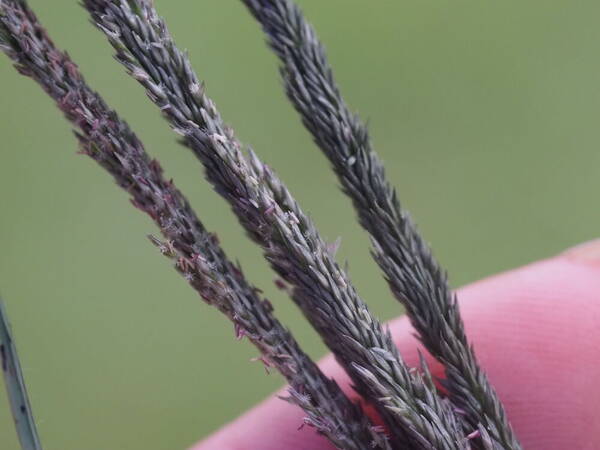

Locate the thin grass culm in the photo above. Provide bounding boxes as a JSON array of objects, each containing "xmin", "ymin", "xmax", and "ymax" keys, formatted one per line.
[
  {"xmin": 0, "ymin": 0, "xmax": 528, "ymax": 449},
  {"xmin": 0, "ymin": 299, "xmax": 43, "ymax": 450}
]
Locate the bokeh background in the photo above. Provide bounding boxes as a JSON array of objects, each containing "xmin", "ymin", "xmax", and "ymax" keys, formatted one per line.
[{"xmin": 1, "ymin": 1, "xmax": 600, "ymax": 448}]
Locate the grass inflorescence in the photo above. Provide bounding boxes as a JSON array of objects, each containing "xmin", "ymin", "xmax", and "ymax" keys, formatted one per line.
[{"xmin": 0, "ymin": 1, "xmax": 522, "ymax": 449}]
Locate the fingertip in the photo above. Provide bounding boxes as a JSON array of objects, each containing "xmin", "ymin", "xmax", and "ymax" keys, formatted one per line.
[
  {"xmin": 384, "ymin": 247, "xmax": 600, "ymax": 448},
  {"xmin": 561, "ymin": 238, "xmax": 600, "ymax": 267},
  {"xmin": 440, "ymin": 249, "xmax": 600, "ymax": 448},
  {"xmin": 192, "ymin": 243, "xmax": 600, "ymax": 449}
]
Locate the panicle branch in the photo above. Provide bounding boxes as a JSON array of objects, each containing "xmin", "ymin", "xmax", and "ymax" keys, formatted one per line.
[
  {"xmin": 240, "ymin": 1, "xmax": 521, "ymax": 448},
  {"xmin": 81, "ymin": 1, "xmax": 469, "ymax": 448},
  {"xmin": 0, "ymin": 2, "xmax": 385, "ymax": 447}
]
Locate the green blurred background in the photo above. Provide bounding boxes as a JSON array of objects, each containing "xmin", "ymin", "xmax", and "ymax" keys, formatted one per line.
[{"xmin": 1, "ymin": 0, "xmax": 599, "ymax": 448}]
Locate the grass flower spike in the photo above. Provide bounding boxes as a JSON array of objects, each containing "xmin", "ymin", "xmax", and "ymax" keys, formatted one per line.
[
  {"xmin": 240, "ymin": 1, "xmax": 522, "ymax": 448},
  {"xmin": 82, "ymin": 1, "xmax": 472, "ymax": 447},
  {"xmin": 0, "ymin": 1, "xmax": 386, "ymax": 447},
  {"xmin": 0, "ymin": 0, "xmax": 526, "ymax": 448}
]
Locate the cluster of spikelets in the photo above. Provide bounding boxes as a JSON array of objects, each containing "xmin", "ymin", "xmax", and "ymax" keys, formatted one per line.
[{"xmin": 0, "ymin": 1, "xmax": 523, "ymax": 449}]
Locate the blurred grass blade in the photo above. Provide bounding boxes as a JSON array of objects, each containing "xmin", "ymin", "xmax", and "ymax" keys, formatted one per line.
[{"xmin": 0, "ymin": 299, "xmax": 43, "ymax": 450}]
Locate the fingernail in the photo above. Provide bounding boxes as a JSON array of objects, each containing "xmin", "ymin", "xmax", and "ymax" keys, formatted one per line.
[{"xmin": 561, "ymin": 239, "xmax": 600, "ymax": 266}]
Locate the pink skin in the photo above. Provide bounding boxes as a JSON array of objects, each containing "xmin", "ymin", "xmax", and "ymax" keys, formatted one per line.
[{"xmin": 193, "ymin": 241, "xmax": 600, "ymax": 450}]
